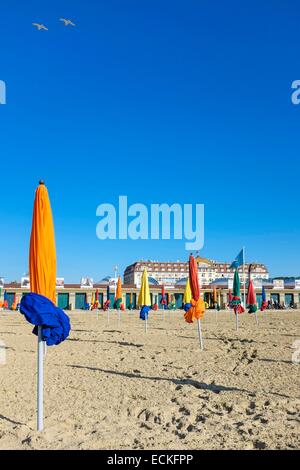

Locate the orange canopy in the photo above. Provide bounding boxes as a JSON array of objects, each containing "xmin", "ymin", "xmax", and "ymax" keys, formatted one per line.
[
  {"xmin": 29, "ymin": 182, "xmax": 57, "ymax": 304},
  {"xmin": 116, "ymin": 277, "xmax": 122, "ymax": 300}
]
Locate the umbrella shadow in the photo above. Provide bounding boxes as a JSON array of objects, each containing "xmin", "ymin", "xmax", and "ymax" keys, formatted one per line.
[
  {"xmin": 67, "ymin": 338, "xmax": 103, "ymax": 343},
  {"xmin": 102, "ymin": 330, "xmax": 122, "ymax": 334},
  {"xmin": 104, "ymin": 341, "xmax": 144, "ymax": 348},
  {"xmin": 66, "ymin": 364, "xmax": 251, "ymax": 395},
  {"xmin": 258, "ymin": 358, "xmax": 293, "ymax": 365}
]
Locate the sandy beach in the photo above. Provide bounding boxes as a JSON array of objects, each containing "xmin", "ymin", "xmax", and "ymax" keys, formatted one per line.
[{"xmin": 0, "ymin": 309, "xmax": 299, "ymax": 450}]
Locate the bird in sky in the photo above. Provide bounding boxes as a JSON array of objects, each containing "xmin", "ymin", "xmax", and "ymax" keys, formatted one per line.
[
  {"xmin": 32, "ymin": 23, "xmax": 48, "ymax": 31},
  {"xmin": 59, "ymin": 18, "xmax": 76, "ymax": 27}
]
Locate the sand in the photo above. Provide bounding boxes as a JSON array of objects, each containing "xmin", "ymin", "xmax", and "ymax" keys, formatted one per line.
[{"xmin": 0, "ymin": 308, "xmax": 299, "ymax": 450}]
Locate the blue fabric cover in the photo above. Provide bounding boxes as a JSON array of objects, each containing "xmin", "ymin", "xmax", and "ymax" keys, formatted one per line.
[
  {"xmin": 140, "ymin": 305, "xmax": 151, "ymax": 320},
  {"xmin": 20, "ymin": 293, "xmax": 71, "ymax": 346},
  {"xmin": 184, "ymin": 302, "xmax": 191, "ymax": 312}
]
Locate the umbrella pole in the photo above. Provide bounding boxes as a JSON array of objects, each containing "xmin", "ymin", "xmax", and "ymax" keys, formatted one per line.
[
  {"xmin": 255, "ymin": 310, "xmax": 259, "ymax": 326},
  {"xmin": 197, "ymin": 319, "xmax": 204, "ymax": 351},
  {"xmin": 118, "ymin": 309, "xmax": 120, "ymax": 327},
  {"xmin": 107, "ymin": 308, "xmax": 110, "ymax": 326},
  {"xmin": 215, "ymin": 307, "xmax": 217, "ymax": 323},
  {"xmin": 235, "ymin": 310, "xmax": 239, "ymax": 331},
  {"xmin": 37, "ymin": 326, "xmax": 44, "ymax": 431},
  {"xmin": 145, "ymin": 315, "xmax": 148, "ymax": 334}
]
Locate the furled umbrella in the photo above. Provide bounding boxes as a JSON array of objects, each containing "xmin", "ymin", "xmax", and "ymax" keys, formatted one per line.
[
  {"xmin": 183, "ymin": 278, "xmax": 192, "ymax": 312},
  {"xmin": 246, "ymin": 280, "xmax": 257, "ymax": 313},
  {"xmin": 261, "ymin": 286, "xmax": 268, "ymax": 311},
  {"xmin": 115, "ymin": 277, "xmax": 122, "ymax": 325},
  {"xmin": 3, "ymin": 290, "xmax": 8, "ymax": 309},
  {"xmin": 95, "ymin": 288, "xmax": 100, "ymax": 319},
  {"xmin": 11, "ymin": 293, "xmax": 17, "ymax": 311},
  {"xmin": 104, "ymin": 284, "xmax": 111, "ymax": 325},
  {"xmin": 20, "ymin": 181, "xmax": 70, "ymax": 431},
  {"xmin": 232, "ymin": 269, "xmax": 245, "ymax": 331},
  {"xmin": 138, "ymin": 268, "xmax": 151, "ymax": 333},
  {"xmin": 160, "ymin": 285, "xmax": 167, "ymax": 310},
  {"xmin": 184, "ymin": 255, "xmax": 205, "ymax": 350}
]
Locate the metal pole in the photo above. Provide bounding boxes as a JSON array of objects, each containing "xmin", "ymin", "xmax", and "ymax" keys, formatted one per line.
[
  {"xmin": 145, "ymin": 315, "xmax": 148, "ymax": 334},
  {"xmin": 235, "ymin": 309, "xmax": 239, "ymax": 331},
  {"xmin": 197, "ymin": 319, "xmax": 203, "ymax": 350},
  {"xmin": 37, "ymin": 326, "xmax": 44, "ymax": 431}
]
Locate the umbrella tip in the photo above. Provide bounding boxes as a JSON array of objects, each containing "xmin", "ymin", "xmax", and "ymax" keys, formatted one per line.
[{"xmin": 39, "ymin": 180, "xmax": 45, "ymax": 185}]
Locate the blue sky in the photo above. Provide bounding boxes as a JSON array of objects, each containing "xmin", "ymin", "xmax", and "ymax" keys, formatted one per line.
[{"xmin": 0, "ymin": 0, "xmax": 299, "ymax": 281}]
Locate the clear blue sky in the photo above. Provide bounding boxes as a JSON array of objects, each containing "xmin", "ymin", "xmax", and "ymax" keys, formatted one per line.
[{"xmin": 0, "ymin": 0, "xmax": 299, "ymax": 282}]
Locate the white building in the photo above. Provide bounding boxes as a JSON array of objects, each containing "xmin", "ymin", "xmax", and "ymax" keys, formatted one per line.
[{"xmin": 123, "ymin": 257, "xmax": 269, "ymax": 288}]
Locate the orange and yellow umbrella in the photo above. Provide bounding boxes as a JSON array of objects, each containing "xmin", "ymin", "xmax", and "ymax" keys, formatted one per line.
[{"xmin": 184, "ymin": 255, "xmax": 205, "ymax": 323}]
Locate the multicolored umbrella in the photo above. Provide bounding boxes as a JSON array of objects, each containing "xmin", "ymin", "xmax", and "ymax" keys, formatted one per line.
[
  {"xmin": 138, "ymin": 269, "xmax": 151, "ymax": 331},
  {"xmin": 184, "ymin": 255, "xmax": 205, "ymax": 349}
]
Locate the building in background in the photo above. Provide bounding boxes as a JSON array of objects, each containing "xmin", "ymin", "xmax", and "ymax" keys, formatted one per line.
[{"xmin": 123, "ymin": 257, "xmax": 269, "ymax": 288}]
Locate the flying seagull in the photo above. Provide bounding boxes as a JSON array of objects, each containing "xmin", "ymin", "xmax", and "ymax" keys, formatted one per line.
[
  {"xmin": 60, "ymin": 18, "xmax": 76, "ymax": 26},
  {"xmin": 32, "ymin": 23, "xmax": 48, "ymax": 31}
]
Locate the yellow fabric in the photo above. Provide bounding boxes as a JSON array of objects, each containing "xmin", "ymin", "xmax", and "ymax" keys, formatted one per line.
[
  {"xmin": 29, "ymin": 183, "xmax": 57, "ymax": 305},
  {"xmin": 116, "ymin": 277, "xmax": 122, "ymax": 300},
  {"xmin": 184, "ymin": 298, "xmax": 205, "ymax": 323},
  {"xmin": 183, "ymin": 278, "xmax": 192, "ymax": 304},
  {"xmin": 138, "ymin": 269, "xmax": 151, "ymax": 306}
]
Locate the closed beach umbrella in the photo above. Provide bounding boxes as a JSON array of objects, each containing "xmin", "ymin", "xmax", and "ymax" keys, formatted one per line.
[
  {"xmin": 95, "ymin": 289, "xmax": 99, "ymax": 306},
  {"xmin": 3, "ymin": 290, "xmax": 8, "ymax": 309},
  {"xmin": 29, "ymin": 183, "xmax": 56, "ymax": 304},
  {"xmin": 115, "ymin": 277, "xmax": 122, "ymax": 309},
  {"xmin": 138, "ymin": 268, "xmax": 151, "ymax": 332},
  {"xmin": 183, "ymin": 278, "xmax": 192, "ymax": 311},
  {"xmin": 232, "ymin": 269, "xmax": 245, "ymax": 330},
  {"xmin": 160, "ymin": 285, "xmax": 167, "ymax": 309},
  {"xmin": 246, "ymin": 280, "xmax": 257, "ymax": 313},
  {"xmin": 213, "ymin": 286, "xmax": 217, "ymax": 306},
  {"xmin": 20, "ymin": 181, "xmax": 70, "ymax": 431},
  {"xmin": 184, "ymin": 255, "xmax": 205, "ymax": 350},
  {"xmin": 261, "ymin": 286, "xmax": 268, "ymax": 311}
]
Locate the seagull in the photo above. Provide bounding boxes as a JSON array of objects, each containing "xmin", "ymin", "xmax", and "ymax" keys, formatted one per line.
[
  {"xmin": 32, "ymin": 23, "xmax": 48, "ymax": 31},
  {"xmin": 59, "ymin": 18, "xmax": 76, "ymax": 27}
]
